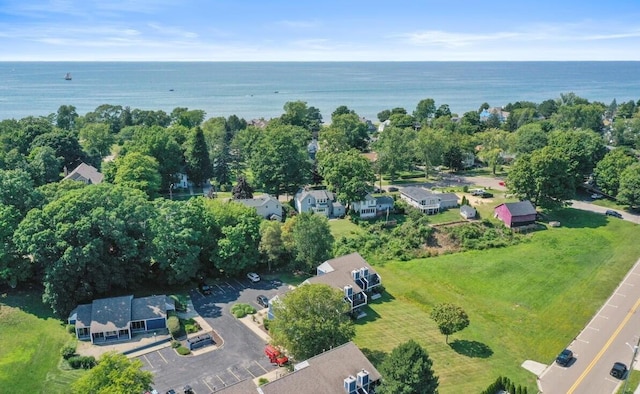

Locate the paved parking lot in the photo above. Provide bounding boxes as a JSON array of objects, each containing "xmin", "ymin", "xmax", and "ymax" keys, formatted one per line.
[{"xmin": 138, "ymin": 277, "xmax": 290, "ymax": 393}]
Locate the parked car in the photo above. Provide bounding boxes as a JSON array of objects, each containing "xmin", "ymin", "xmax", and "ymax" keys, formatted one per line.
[
  {"xmin": 480, "ymin": 192, "xmax": 493, "ymax": 198},
  {"xmin": 591, "ymin": 193, "xmax": 603, "ymax": 199},
  {"xmin": 265, "ymin": 344, "xmax": 289, "ymax": 366},
  {"xmin": 199, "ymin": 283, "xmax": 213, "ymax": 295},
  {"xmin": 555, "ymin": 349, "xmax": 573, "ymax": 366},
  {"xmin": 605, "ymin": 210, "xmax": 623, "ymax": 218},
  {"xmin": 183, "ymin": 385, "xmax": 194, "ymax": 394},
  {"xmin": 471, "ymin": 189, "xmax": 485, "ymax": 196},
  {"xmin": 610, "ymin": 362, "xmax": 627, "ymax": 379},
  {"xmin": 247, "ymin": 272, "xmax": 261, "ymax": 283},
  {"xmin": 166, "ymin": 390, "xmax": 176, "ymax": 394},
  {"xmin": 388, "ymin": 186, "xmax": 399, "ymax": 192},
  {"xmin": 256, "ymin": 294, "xmax": 269, "ymax": 308}
]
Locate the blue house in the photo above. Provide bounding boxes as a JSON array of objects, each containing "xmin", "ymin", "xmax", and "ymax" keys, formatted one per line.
[{"xmin": 68, "ymin": 295, "xmax": 174, "ymax": 343}]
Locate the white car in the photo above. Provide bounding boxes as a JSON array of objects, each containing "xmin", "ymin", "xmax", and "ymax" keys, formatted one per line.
[
  {"xmin": 247, "ymin": 272, "xmax": 261, "ymax": 283},
  {"xmin": 591, "ymin": 193, "xmax": 603, "ymax": 199}
]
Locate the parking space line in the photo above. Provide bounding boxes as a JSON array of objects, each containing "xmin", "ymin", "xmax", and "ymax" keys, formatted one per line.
[
  {"xmin": 227, "ymin": 367, "xmax": 241, "ymax": 381},
  {"xmin": 203, "ymin": 378, "xmax": 214, "ymax": 392},
  {"xmin": 215, "ymin": 284, "xmax": 226, "ymax": 293},
  {"xmin": 157, "ymin": 351, "xmax": 168, "ymax": 364},
  {"xmin": 598, "ymin": 315, "xmax": 609, "ymax": 319},
  {"xmin": 586, "ymin": 326, "xmax": 599, "ymax": 331},
  {"xmin": 254, "ymin": 360, "xmax": 268, "ymax": 373},
  {"xmin": 226, "ymin": 282, "xmax": 237, "ymax": 290},
  {"xmin": 143, "ymin": 354, "xmax": 153, "ymax": 368},
  {"xmin": 245, "ymin": 367, "xmax": 256, "ymax": 378},
  {"xmin": 216, "ymin": 375, "xmax": 225, "ymax": 386},
  {"xmin": 576, "ymin": 338, "xmax": 589, "ymax": 343},
  {"xmin": 607, "ymin": 303, "xmax": 619, "ymax": 308},
  {"xmin": 233, "ymin": 278, "xmax": 247, "ymax": 288},
  {"xmin": 615, "ymin": 292, "xmax": 627, "ymax": 297}
]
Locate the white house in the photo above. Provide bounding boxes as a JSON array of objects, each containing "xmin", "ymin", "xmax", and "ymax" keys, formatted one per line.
[
  {"xmin": 295, "ymin": 189, "xmax": 345, "ymax": 218},
  {"xmin": 235, "ymin": 194, "xmax": 282, "ymax": 220},
  {"xmin": 400, "ymin": 187, "xmax": 459, "ymax": 214},
  {"xmin": 352, "ymin": 194, "xmax": 377, "ymax": 219}
]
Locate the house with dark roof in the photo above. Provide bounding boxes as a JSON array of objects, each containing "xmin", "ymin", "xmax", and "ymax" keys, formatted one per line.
[
  {"xmin": 400, "ymin": 186, "xmax": 459, "ymax": 214},
  {"xmin": 375, "ymin": 195, "xmax": 394, "ymax": 213},
  {"xmin": 234, "ymin": 194, "xmax": 282, "ymax": 221},
  {"xmin": 295, "ymin": 189, "xmax": 345, "ymax": 218},
  {"xmin": 352, "ymin": 193, "xmax": 377, "ymax": 219},
  {"xmin": 304, "ymin": 253, "xmax": 381, "ymax": 314},
  {"xmin": 68, "ymin": 295, "xmax": 174, "ymax": 343},
  {"xmin": 494, "ymin": 200, "xmax": 537, "ymax": 228},
  {"xmin": 259, "ymin": 341, "xmax": 381, "ymax": 394},
  {"xmin": 63, "ymin": 162, "xmax": 104, "ymax": 184}
]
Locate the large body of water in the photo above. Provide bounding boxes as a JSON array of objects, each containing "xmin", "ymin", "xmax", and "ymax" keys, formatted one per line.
[{"xmin": 1, "ymin": 62, "xmax": 639, "ymax": 122}]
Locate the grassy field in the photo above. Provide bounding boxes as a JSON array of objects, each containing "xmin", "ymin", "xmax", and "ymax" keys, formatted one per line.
[
  {"xmin": 353, "ymin": 208, "xmax": 640, "ymax": 393},
  {"xmin": 328, "ymin": 218, "xmax": 364, "ymax": 239},
  {"xmin": 0, "ymin": 288, "xmax": 85, "ymax": 392}
]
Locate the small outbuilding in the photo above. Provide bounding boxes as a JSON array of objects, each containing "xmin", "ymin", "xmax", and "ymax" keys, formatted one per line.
[
  {"xmin": 460, "ymin": 205, "xmax": 477, "ymax": 219},
  {"xmin": 494, "ymin": 200, "xmax": 537, "ymax": 228}
]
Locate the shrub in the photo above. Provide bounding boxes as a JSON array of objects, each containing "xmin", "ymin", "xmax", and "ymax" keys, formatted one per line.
[
  {"xmin": 462, "ymin": 185, "xmax": 469, "ymax": 193},
  {"xmin": 258, "ymin": 377, "xmax": 269, "ymax": 386},
  {"xmin": 176, "ymin": 346, "xmax": 191, "ymax": 355},
  {"xmin": 263, "ymin": 318, "xmax": 272, "ymax": 331},
  {"xmin": 231, "ymin": 303, "xmax": 256, "ymax": 318},
  {"xmin": 171, "ymin": 340, "xmax": 181, "ymax": 348},
  {"xmin": 67, "ymin": 355, "xmax": 97, "ymax": 369},
  {"xmin": 184, "ymin": 318, "xmax": 201, "ymax": 334},
  {"xmin": 167, "ymin": 315, "xmax": 181, "ymax": 338},
  {"xmin": 66, "ymin": 324, "xmax": 76, "ymax": 334},
  {"xmin": 61, "ymin": 343, "xmax": 77, "ymax": 359}
]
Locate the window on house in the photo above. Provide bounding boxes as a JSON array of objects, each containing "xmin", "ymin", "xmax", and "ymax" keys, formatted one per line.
[{"xmin": 131, "ymin": 321, "xmax": 146, "ymax": 331}]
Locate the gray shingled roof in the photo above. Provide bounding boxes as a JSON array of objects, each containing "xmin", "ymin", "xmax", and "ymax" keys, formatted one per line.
[
  {"xmin": 260, "ymin": 341, "xmax": 381, "ymax": 394},
  {"xmin": 73, "ymin": 304, "xmax": 93, "ymax": 328},
  {"xmin": 90, "ymin": 295, "xmax": 133, "ymax": 332},
  {"xmin": 437, "ymin": 192, "xmax": 459, "ymax": 202},
  {"xmin": 306, "ymin": 253, "xmax": 376, "ymax": 292},
  {"xmin": 63, "ymin": 162, "xmax": 104, "ymax": 184},
  {"xmin": 297, "ymin": 189, "xmax": 333, "ymax": 202},
  {"xmin": 503, "ymin": 200, "xmax": 536, "ymax": 216},
  {"xmin": 375, "ymin": 195, "xmax": 394, "ymax": 206},
  {"xmin": 131, "ymin": 295, "xmax": 167, "ymax": 321},
  {"xmin": 401, "ymin": 186, "xmax": 435, "ymax": 201},
  {"xmin": 234, "ymin": 194, "xmax": 277, "ymax": 208}
]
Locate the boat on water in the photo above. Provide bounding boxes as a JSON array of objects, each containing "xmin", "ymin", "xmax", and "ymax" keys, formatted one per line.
[{"xmin": 64, "ymin": 73, "xmax": 72, "ymax": 80}]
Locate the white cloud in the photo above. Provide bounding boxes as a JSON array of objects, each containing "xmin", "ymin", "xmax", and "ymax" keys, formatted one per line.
[{"xmin": 147, "ymin": 23, "xmax": 198, "ymax": 39}]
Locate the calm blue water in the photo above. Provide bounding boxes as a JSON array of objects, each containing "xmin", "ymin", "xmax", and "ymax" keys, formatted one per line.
[{"xmin": 1, "ymin": 62, "xmax": 639, "ymax": 122}]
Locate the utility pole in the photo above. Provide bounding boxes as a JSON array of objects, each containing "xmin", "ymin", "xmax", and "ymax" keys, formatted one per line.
[{"xmin": 622, "ymin": 335, "xmax": 640, "ymax": 394}]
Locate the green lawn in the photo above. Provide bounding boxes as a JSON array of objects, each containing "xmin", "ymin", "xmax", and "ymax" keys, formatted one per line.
[
  {"xmin": 354, "ymin": 208, "xmax": 640, "ymax": 393},
  {"xmin": 328, "ymin": 218, "xmax": 364, "ymax": 239},
  {"xmin": 0, "ymin": 289, "xmax": 84, "ymax": 392}
]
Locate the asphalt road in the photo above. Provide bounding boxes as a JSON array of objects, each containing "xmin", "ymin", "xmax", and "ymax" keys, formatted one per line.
[
  {"xmin": 139, "ymin": 278, "xmax": 290, "ymax": 393},
  {"xmin": 538, "ymin": 259, "xmax": 640, "ymax": 394}
]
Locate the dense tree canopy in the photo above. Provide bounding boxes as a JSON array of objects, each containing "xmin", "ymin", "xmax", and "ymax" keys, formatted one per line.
[
  {"xmin": 375, "ymin": 126, "xmax": 415, "ymax": 182},
  {"xmin": 270, "ymin": 283, "xmax": 354, "ymax": 360},
  {"xmin": 72, "ymin": 352, "xmax": 153, "ymax": 394},
  {"xmin": 594, "ymin": 148, "xmax": 636, "ymax": 197},
  {"xmin": 378, "ymin": 340, "xmax": 439, "ymax": 394},
  {"xmin": 282, "ymin": 212, "xmax": 334, "ymax": 272},
  {"xmin": 618, "ymin": 163, "xmax": 640, "ymax": 208},
  {"xmin": 317, "ymin": 149, "xmax": 376, "ymax": 209},
  {"xmin": 185, "ymin": 127, "xmax": 213, "ymax": 186},
  {"xmin": 249, "ymin": 124, "xmax": 310, "ymax": 198},
  {"xmin": 113, "ymin": 152, "xmax": 162, "ymax": 198},
  {"xmin": 13, "ymin": 183, "xmax": 154, "ymax": 316}
]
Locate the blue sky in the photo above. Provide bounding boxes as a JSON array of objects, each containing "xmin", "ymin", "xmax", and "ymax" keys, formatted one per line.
[{"xmin": 1, "ymin": 0, "xmax": 640, "ymax": 61}]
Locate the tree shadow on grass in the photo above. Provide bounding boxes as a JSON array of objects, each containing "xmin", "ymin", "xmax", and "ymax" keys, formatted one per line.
[
  {"xmin": 360, "ymin": 347, "xmax": 387, "ymax": 366},
  {"xmin": 545, "ymin": 207, "xmax": 608, "ymax": 229},
  {"xmin": 449, "ymin": 339, "xmax": 493, "ymax": 358}
]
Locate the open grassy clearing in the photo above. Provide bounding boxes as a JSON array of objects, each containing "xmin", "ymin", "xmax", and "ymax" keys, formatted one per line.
[
  {"xmin": 0, "ymin": 289, "xmax": 84, "ymax": 392},
  {"xmin": 354, "ymin": 208, "xmax": 640, "ymax": 393},
  {"xmin": 328, "ymin": 218, "xmax": 364, "ymax": 239}
]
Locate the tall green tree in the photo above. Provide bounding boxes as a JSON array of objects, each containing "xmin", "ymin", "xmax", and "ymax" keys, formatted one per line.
[
  {"xmin": 594, "ymin": 148, "xmax": 636, "ymax": 197},
  {"xmin": 413, "ymin": 128, "xmax": 445, "ymax": 178},
  {"xmin": 149, "ymin": 199, "xmax": 206, "ymax": 285},
  {"xmin": 30, "ymin": 129, "xmax": 86, "ymax": 169},
  {"xmin": 270, "ymin": 283, "xmax": 354, "ymax": 360},
  {"xmin": 330, "ymin": 112, "xmax": 370, "ymax": 151},
  {"xmin": 378, "ymin": 340, "xmax": 439, "ymax": 394},
  {"xmin": 375, "ymin": 126, "xmax": 415, "ymax": 182},
  {"xmin": 204, "ymin": 199, "xmax": 261, "ymax": 276},
  {"xmin": 13, "ymin": 183, "xmax": 154, "ymax": 316},
  {"xmin": 618, "ymin": 163, "xmax": 640, "ymax": 208},
  {"xmin": 317, "ymin": 149, "xmax": 376, "ymax": 209},
  {"xmin": 249, "ymin": 124, "xmax": 310, "ymax": 198},
  {"xmin": 114, "ymin": 152, "xmax": 161, "ymax": 198},
  {"xmin": 259, "ymin": 220, "xmax": 287, "ymax": 272},
  {"xmin": 72, "ymin": 352, "xmax": 153, "ymax": 394},
  {"xmin": 78, "ymin": 123, "xmax": 114, "ymax": 163},
  {"xmin": 548, "ymin": 129, "xmax": 607, "ymax": 184},
  {"xmin": 507, "ymin": 147, "xmax": 575, "ymax": 208},
  {"xmin": 0, "ymin": 203, "xmax": 31, "ymax": 287},
  {"xmin": 27, "ymin": 146, "xmax": 62, "ymax": 186},
  {"xmin": 185, "ymin": 127, "xmax": 213, "ymax": 186},
  {"xmin": 430, "ymin": 303, "xmax": 470, "ymax": 344},
  {"xmin": 55, "ymin": 105, "xmax": 79, "ymax": 131},
  {"xmin": 231, "ymin": 176, "xmax": 254, "ymax": 199},
  {"xmin": 513, "ymin": 123, "xmax": 548, "ymax": 154},
  {"xmin": 281, "ymin": 101, "xmax": 323, "ymax": 134},
  {"xmin": 0, "ymin": 168, "xmax": 42, "ymax": 215},
  {"xmin": 413, "ymin": 98, "xmax": 436, "ymax": 123},
  {"xmin": 170, "ymin": 107, "xmax": 205, "ymax": 128},
  {"xmin": 282, "ymin": 213, "xmax": 334, "ymax": 272}
]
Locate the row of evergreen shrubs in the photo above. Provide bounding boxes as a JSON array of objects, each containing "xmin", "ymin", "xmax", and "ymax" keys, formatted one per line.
[
  {"xmin": 231, "ymin": 303, "xmax": 256, "ymax": 318},
  {"xmin": 68, "ymin": 355, "xmax": 97, "ymax": 369},
  {"xmin": 167, "ymin": 311, "xmax": 181, "ymax": 338},
  {"xmin": 481, "ymin": 376, "xmax": 529, "ymax": 394}
]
